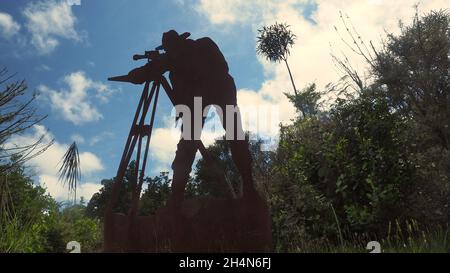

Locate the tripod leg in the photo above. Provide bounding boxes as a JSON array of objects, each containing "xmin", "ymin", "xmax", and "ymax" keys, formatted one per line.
[
  {"xmin": 104, "ymin": 81, "xmax": 152, "ymax": 251},
  {"xmin": 137, "ymin": 82, "xmax": 161, "ymax": 192},
  {"xmin": 129, "ymin": 81, "xmax": 161, "ymax": 216},
  {"xmin": 127, "ymin": 81, "xmax": 159, "ymax": 251},
  {"xmin": 106, "ymin": 81, "xmax": 152, "ymax": 214}
]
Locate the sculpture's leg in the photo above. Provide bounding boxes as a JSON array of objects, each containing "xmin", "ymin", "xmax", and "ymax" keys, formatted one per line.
[
  {"xmin": 169, "ymin": 139, "xmax": 198, "ymax": 208},
  {"xmin": 168, "ymin": 99, "xmax": 207, "ymax": 208},
  {"xmin": 218, "ymin": 103, "xmax": 257, "ymax": 198},
  {"xmin": 230, "ymin": 141, "xmax": 256, "ymax": 197}
]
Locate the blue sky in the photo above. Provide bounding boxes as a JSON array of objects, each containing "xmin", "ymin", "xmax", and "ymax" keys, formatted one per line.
[
  {"xmin": 0, "ymin": 0, "xmax": 310, "ymax": 201},
  {"xmin": 1, "ymin": 0, "xmax": 445, "ymax": 202}
]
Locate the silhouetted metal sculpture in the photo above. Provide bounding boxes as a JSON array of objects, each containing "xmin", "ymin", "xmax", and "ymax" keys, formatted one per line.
[{"xmin": 104, "ymin": 30, "xmax": 272, "ymax": 252}]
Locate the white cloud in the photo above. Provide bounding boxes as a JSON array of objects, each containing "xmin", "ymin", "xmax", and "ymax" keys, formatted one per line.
[
  {"xmin": 143, "ymin": 111, "xmax": 221, "ymax": 172},
  {"xmin": 195, "ymin": 0, "xmax": 308, "ymax": 25},
  {"xmin": 0, "ymin": 12, "xmax": 21, "ymax": 38},
  {"xmin": 39, "ymin": 174, "xmax": 101, "ymax": 202},
  {"xmin": 194, "ymin": 0, "xmax": 449, "ymax": 128},
  {"xmin": 131, "ymin": 0, "xmax": 449, "ymax": 169},
  {"xmin": 5, "ymin": 125, "xmax": 104, "ymax": 202},
  {"xmin": 149, "ymin": 127, "xmax": 180, "ymax": 169},
  {"xmin": 89, "ymin": 131, "xmax": 115, "ymax": 146},
  {"xmin": 23, "ymin": 0, "xmax": 84, "ymax": 54},
  {"xmin": 71, "ymin": 134, "xmax": 85, "ymax": 144},
  {"xmin": 147, "ymin": 104, "xmax": 270, "ymax": 169},
  {"xmin": 36, "ymin": 64, "xmax": 52, "ymax": 72},
  {"xmin": 38, "ymin": 71, "xmax": 118, "ymax": 125}
]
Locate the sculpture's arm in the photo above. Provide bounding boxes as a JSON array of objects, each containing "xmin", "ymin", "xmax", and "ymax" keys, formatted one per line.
[{"xmin": 127, "ymin": 57, "xmax": 170, "ymax": 85}]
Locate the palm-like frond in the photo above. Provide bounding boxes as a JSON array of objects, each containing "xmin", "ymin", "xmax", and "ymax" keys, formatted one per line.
[
  {"xmin": 58, "ymin": 142, "xmax": 81, "ymax": 203},
  {"xmin": 257, "ymin": 22, "xmax": 296, "ymax": 62},
  {"xmin": 257, "ymin": 22, "xmax": 299, "ymax": 95}
]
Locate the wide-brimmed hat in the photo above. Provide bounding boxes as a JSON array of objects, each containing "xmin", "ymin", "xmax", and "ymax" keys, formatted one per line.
[{"xmin": 155, "ymin": 30, "xmax": 191, "ymax": 51}]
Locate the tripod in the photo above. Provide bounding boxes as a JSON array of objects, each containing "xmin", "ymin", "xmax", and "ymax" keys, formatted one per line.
[{"xmin": 104, "ymin": 74, "xmax": 236, "ymax": 251}]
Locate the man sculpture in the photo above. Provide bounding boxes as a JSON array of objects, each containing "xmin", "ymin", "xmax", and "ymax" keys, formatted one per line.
[{"xmin": 127, "ymin": 30, "xmax": 256, "ymax": 208}]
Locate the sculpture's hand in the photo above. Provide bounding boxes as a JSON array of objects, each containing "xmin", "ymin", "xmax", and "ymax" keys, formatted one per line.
[{"xmin": 127, "ymin": 67, "xmax": 147, "ymax": 85}]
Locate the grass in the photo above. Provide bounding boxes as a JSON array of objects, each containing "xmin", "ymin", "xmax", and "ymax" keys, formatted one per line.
[
  {"xmin": 0, "ymin": 213, "xmax": 40, "ymax": 253},
  {"xmin": 288, "ymin": 220, "xmax": 449, "ymax": 253},
  {"xmin": 0, "ymin": 176, "xmax": 41, "ymax": 253}
]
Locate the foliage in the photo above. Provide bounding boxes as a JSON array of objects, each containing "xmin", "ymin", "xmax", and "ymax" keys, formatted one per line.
[
  {"xmin": 0, "ymin": 166, "xmax": 57, "ymax": 252},
  {"xmin": 0, "ymin": 68, "xmax": 53, "ymax": 172},
  {"xmin": 3, "ymin": 10, "xmax": 450, "ymax": 253},
  {"xmin": 267, "ymin": 10, "xmax": 450, "ymax": 251},
  {"xmin": 257, "ymin": 22, "xmax": 298, "ymax": 95},
  {"xmin": 139, "ymin": 174, "xmax": 172, "ymax": 215},
  {"xmin": 374, "ymin": 10, "xmax": 450, "ymax": 150},
  {"xmin": 285, "ymin": 83, "xmax": 323, "ymax": 118},
  {"xmin": 86, "ymin": 174, "xmax": 132, "ymax": 220},
  {"xmin": 58, "ymin": 204, "xmax": 102, "ymax": 252},
  {"xmin": 86, "ymin": 161, "xmax": 188, "ymax": 218},
  {"xmin": 0, "ymin": 164, "xmax": 101, "ymax": 253},
  {"xmin": 257, "ymin": 22, "xmax": 296, "ymax": 63},
  {"xmin": 193, "ymin": 136, "xmax": 275, "ymax": 199},
  {"xmin": 193, "ymin": 138, "xmax": 242, "ymax": 197}
]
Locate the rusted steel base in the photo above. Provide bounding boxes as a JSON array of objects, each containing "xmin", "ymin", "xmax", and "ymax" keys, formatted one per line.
[{"xmin": 104, "ymin": 195, "xmax": 272, "ymax": 253}]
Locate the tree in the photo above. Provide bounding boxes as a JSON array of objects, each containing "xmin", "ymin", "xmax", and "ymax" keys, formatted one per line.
[
  {"xmin": 0, "ymin": 68, "xmax": 55, "ymax": 252},
  {"xmin": 193, "ymin": 138, "xmax": 242, "ymax": 197},
  {"xmin": 267, "ymin": 10, "xmax": 450, "ymax": 250},
  {"xmin": 0, "ymin": 67, "xmax": 53, "ymax": 172},
  {"xmin": 257, "ymin": 23, "xmax": 298, "ymax": 95},
  {"xmin": 374, "ymin": 10, "xmax": 450, "ymax": 150},
  {"xmin": 0, "ymin": 164, "xmax": 61, "ymax": 252},
  {"xmin": 193, "ymin": 136, "xmax": 275, "ymax": 199},
  {"xmin": 86, "ymin": 161, "xmax": 136, "ymax": 219},
  {"xmin": 139, "ymin": 173, "xmax": 172, "ymax": 215},
  {"xmin": 59, "ymin": 204, "xmax": 102, "ymax": 252},
  {"xmin": 285, "ymin": 83, "xmax": 323, "ymax": 118}
]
